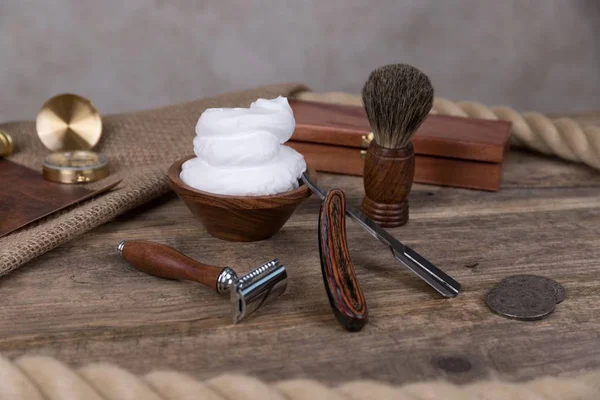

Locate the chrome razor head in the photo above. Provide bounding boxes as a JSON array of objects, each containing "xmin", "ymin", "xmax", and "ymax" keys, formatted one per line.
[{"xmin": 231, "ymin": 259, "xmax": 287, "ymax": 324}]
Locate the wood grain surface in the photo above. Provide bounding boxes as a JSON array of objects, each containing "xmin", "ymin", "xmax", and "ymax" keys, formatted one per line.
[
  {"xmin": 362, "ymin": 141, "xmax": 414, "ymax": 227},
  {"xmin": 319, "ymin": 189, "xmax": 368, "ymax": 332},
  {"xmin": 288, "ymin": 140, "xmax": 505, "ymax": 191},
  {"xmin": 168, "ymin": 157, "xmax": 314, "ymax": 242},
  {"xmin": 120, "ymin": 240, "xmax": 226, "ymax": 291},
  {"xmin": 0, "ymin": 159, "xmax": 119, "ymax": 238},
  {"xmin": 290, "ymin": 100, "xmax": 512, "ymax": 163},
  {"xmin": 0, "ymin": 114, "xmax": 599, "ymax": 385},
  {"xmin": 289, "ymin": 100, "xmax": 510, "ymax": 190}
]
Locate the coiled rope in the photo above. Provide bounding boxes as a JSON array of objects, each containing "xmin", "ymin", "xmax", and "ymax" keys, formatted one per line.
[
  {"xmin": 1, "ymin": 354, "xmax": 599, "ymax": 400},
  {"xmin": 295, "ymin": 91, "xmax": 600, "ymax": 171}
]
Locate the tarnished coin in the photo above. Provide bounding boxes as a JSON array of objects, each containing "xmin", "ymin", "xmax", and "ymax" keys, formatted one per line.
[
  {"xmin": 496, "ymin": 275, "xmax": 565, "ymax": 304},
  {"xmin": 485, "ymin": 284, "xmax": 556, "ymax": 321}
]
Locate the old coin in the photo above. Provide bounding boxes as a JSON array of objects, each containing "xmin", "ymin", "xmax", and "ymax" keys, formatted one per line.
[
  {"xmin": 496, "ymin": 274, "xmax": 565, "ymax": 304},
  {"xmin": 485, "ymin": 284, "xmax": 556, "ymax": 321}
]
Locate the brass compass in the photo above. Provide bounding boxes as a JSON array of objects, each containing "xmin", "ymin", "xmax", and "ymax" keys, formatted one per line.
[
  {"xmin": 36, "ymin": 94, "xmax": 108, "ymax": 183},
  {"xmin": 43, "ymin": 151, "xmax": 109, "ymax": 184}
]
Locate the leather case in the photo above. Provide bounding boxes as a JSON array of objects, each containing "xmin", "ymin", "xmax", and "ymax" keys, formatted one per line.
[
  {"xmin": 0, "ymin": 159, "xmax": 118, "ymax": 238},
  {"xmin": 288, "ymin": 100, "xmax": 512, "ymax": 191}
]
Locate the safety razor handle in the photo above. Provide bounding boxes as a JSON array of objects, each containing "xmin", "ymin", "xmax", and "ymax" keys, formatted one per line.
[
  {"xmin": 318, "ymin": 189, "xmax": 368, "ymax": 332},
  {"xmin": 118, "ymin": 240, "xmax": 226, "ymax": 292}
]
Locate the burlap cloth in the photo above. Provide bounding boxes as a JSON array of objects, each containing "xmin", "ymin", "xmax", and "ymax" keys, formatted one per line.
[{"xmin": 0, "ymin": 84, "xmax": 308, "ymax": 277}]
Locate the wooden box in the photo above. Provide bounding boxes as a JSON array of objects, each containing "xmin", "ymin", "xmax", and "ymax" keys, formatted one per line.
[{"xmin": 288, "ymin": 100, "xmax": 512, "ymax": 191}]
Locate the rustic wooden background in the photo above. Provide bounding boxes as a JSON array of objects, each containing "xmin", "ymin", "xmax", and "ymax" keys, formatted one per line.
[{"xmin": 1, "ymin": 113, "xmax": 599, "ymax": 385}]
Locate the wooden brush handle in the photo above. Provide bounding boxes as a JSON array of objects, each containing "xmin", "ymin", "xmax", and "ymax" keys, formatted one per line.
[
  {"xmin": 318, "ymin": 189, "xmax": 368, "ymax": 332},
  {"xmin": 119, "ymin": 240, "xmax": 226, "ymax": 292},
  {"xmin": 361, "ymin": 141, "xmax": 415, "ymax": 227}
]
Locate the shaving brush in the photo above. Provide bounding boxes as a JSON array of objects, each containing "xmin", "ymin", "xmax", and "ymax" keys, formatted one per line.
[{"xmin": 361, "ymin": 64, "xmax": 434, "ymax": 227}]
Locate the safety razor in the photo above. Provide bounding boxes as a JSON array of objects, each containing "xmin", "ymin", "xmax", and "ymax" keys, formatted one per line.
[{"xmin": 117, "ymin": 240, "xmax": 287, "ymax": 323}]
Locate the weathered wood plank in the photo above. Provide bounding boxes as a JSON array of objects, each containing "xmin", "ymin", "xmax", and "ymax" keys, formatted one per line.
[{"xmin": 0, "ymin": 143, "xmax": 599, "ymax": 385}]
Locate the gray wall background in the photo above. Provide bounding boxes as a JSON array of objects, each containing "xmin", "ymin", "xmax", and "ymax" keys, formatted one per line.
[{"xmin": 1, "ymin": 0, "xmax": 599, "ymax": 123}]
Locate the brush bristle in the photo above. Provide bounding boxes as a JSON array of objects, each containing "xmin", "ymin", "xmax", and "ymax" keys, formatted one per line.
[{"xmin": 362, "ymin": 64, "xmax": 434, "ymax": 148}]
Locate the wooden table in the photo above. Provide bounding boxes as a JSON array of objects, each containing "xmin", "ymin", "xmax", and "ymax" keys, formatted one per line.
[{"xmin": 1, "ymin": 116, "xmax": 600, "ymax": 385}]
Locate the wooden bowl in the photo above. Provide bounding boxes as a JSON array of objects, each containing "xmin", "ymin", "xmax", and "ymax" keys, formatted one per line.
[{"xmin": 168, "ymin": 156, "xmax": 315, "ymax": 242}]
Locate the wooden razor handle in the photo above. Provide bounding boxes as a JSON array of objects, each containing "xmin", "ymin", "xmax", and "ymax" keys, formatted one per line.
[
  {"xmin": 119, "ymin": 240, "xmax": 226, "ymax": 292},
  {"xmin": 318, "ymin": 189, "xmax": 368, "ymax": 332}
]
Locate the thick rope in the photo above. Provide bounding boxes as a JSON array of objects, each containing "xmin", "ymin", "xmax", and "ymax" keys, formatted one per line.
[
  {"xmin": 431, "ymin": 98, "xmax": 600, "ymax": 170},
  {"xmin": 0, "ymin": 354, "xmax": 599, "ymax": 400},
  {"xmin": 295, "ymin": 91, "xmax": 600, "ymax": 171}
]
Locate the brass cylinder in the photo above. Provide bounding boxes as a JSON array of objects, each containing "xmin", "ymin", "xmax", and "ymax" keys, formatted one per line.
[
  {"xmin": 36, "ymin": 94, "xmax": 102, "ymax": 151},
  {"xmin": 0, "ymin": 130, "xmax": 14, "ymax": 157}
]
